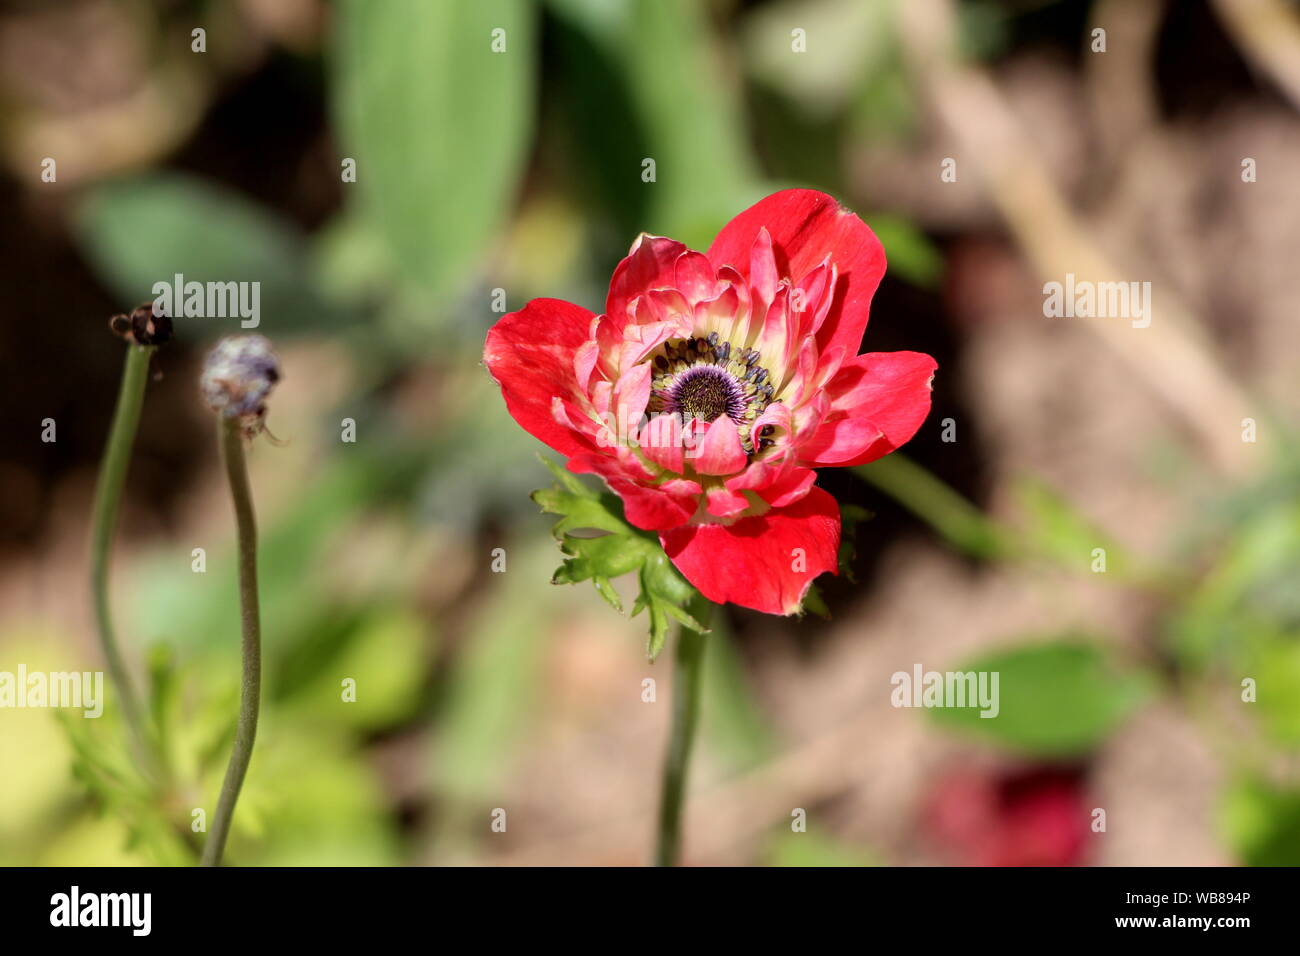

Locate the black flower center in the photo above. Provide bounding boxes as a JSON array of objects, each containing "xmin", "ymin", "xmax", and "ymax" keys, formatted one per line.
[{"xmin": 646, "ymin": 334, "xmax": 777, "ymax": 454}]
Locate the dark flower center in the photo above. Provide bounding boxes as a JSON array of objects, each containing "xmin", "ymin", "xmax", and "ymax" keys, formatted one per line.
[
  {"xmin": 646, "ymin": 333, "xmax": 777, "ymax": 454},
  {"xmin": 671, "ymin": 365, "xmax": 743, "ymax": 423}
]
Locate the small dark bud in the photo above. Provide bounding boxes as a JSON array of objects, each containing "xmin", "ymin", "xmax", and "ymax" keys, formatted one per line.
[{"xmin": 110, "ymin": 300, "xmax": 172, "ymax": 346}]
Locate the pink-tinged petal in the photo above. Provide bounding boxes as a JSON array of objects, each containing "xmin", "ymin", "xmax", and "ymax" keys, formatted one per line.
[
  {"xmin": 726, "ymin": 461, "xmax": 817, "ymax": 509},
  {"xmin": 776, "ymin": 335, "xmax": 820, "ymax": 403},
  {"xmin": 639, "ymin": 413, "xmax": 685, "ymax": 474},
  {"xmin": 589, "ymin": 379, "xmax": 612, "ymax": 418},
  {"xmin": 750, "ymin": 227, "xmax": 779, "ymax": 307},
  {"xmin": 483, "ymin": 298, "xmax": 598, "ymax": 458},
  {"xmin": 756, "ymin": 284, "xmax": 798, "ymax": 376},
  {"xmin": 714, "ymin": 265, "xmax": 754, "ymax": 344},
  {"xmin": 706, "ymin": 188, "xmax": 886, "ymax": 359},
  {"xmin": 795, "ymin": 257, "xmax": 835, "ymax": 337},
  {"xmin": 799, "ymin": 351, "xmax": 938, "ymax": 467},
  {"xmin": 606, "ymin": 234, "xmax": 689, "ymax": 329},
  {"xmin": 694, "ymin": 284, "xmax": 740, "ymax": 337},
  {"xmin": 574, "ymin": 339, "xmax": 600, "ymax": 391},
  {"xmin": 705, "ymin": 485, "xmax": 750, "ymax": 518},
  {"xmin": 690, "ymin": 415, "xmax": 748, "ymax": 476},
  {"xmin": 752, "ymin": 401, "xmax": 792, "ymax": 439},
  {"xmin": 568, "ymin": 454, "xmax": 701, "ymax": 532},
  {"xmin": 633, "ymin": 288, "xmax": 694, "ymax": 331},
  {"xmin": 674, "ymin": 250, "xmax": 720, "ymax": 305},
  {"xmin": 612, "ymin": 360, "xmax": 652, "ymax": 426},
  {"xmin": 660, "ymin": 486, "xmax": 841, "ymax": 615},
  {"xmin": 612, "ymin": 478, "xmax": 700, "ymax": 531},
  {"xmin": 554, "ymin": 396, "xmax": 606, "ymax": 449}
]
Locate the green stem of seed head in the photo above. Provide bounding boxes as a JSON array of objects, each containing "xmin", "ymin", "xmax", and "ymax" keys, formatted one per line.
[
  {"xmin": 89, "ymin": 343, "xmax": 157, "ymax": 774},
  {"xmin": 201, "ymin": 417, "xmax": 263, "ymax": 867},
  {"xmin": 654, "ymin": 592, "xmax": 712, "ymax": 867}
]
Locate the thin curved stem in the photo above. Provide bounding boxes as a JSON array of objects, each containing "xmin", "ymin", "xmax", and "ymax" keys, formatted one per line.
[
  {"xmin": 654, "ymin": 594, "xmax": 712, "ymax": 867},
  {"xmin": 89, "ymin": 343, "xmax": 155, "ymax": 769},
  {"xmin": 201, "ymin": 419, "xmax": 262, "ymax": 867}
]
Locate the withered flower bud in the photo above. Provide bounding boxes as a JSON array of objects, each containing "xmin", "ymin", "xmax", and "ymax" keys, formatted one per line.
[{"xmin": 200, "ymin": 335, "xmax": 281, "ymax": 438}]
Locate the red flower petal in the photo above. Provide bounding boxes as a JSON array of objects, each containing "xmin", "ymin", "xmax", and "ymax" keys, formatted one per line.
[
  {"xmin": 799, "ymin": 351, "xmax": 937, "ymax": 467},
  {"xmin": 706, "ymin": 188, "xmax": 886, "ymax": 360},
  {"xmin": 660, "ymin": 486, "xmax": 841, "ymax": 615},
  {"xmin": 483, "ymin": 298, "xmax": 597, "ymax": 458},
  {"xmin": 568, "ymin": 454, "xmax": 701, "ymax": 532}
]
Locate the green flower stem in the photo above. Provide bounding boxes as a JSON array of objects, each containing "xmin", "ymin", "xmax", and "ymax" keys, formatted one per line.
[
  {"xmin": 89, "ymin": 343, "xmax": 155, "ymax": 769},
  {"xmin": 201, "ymin": 418, "xmax": 263, "ymax": 867},
  {"xmin": 654, "ymin": 593, "xmax": 712, "ymax": 867}
]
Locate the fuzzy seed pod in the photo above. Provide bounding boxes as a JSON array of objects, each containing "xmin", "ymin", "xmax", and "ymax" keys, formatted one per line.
[{"xmin": 200, "ymin": 335, "xmax": 280, "ymax": 436}]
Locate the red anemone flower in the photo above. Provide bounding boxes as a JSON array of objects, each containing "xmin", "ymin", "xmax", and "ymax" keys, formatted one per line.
[{"xmin": 484, "ymin": 189, "xmax": 936, "ymax": 614}]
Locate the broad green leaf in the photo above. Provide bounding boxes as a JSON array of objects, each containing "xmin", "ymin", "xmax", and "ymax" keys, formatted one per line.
[
  {"xmin": 928, "ymin": 640, "xmax": 1152, "ymax": 757},
  {"xmin": 332, "ymin": 0, "xmax": 536, "ymax": 309},
  {"xmin": 75, "ymin": 172, "xmax": 340, "ymax": 337}
]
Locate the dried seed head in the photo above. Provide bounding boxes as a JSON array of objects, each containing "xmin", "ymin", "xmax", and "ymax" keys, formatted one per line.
[
  {"xmin": 200, "ymin": 335, "xmax": 281, "ymax": 436},
  {"xmin": 110, "ymin": 301, "xmax": 173, "ymax": 346}
]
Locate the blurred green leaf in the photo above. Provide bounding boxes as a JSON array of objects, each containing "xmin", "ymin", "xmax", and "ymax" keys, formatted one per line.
[
  {"xmin": 273, "ymin": 605, "xmax": 430, "ymax": 732},
  {"xmin": 767, "ymin": 826, "xmax": 878, "ymax": 867},
  {"xmin": 554, "ymin": 0, "xmax": 756, "ymax": 247},
  {"xmin": 431, "ymin": 542, "xmax": 559, "ymax": 803},
  {"xmin": 869, "ymin": 214, "xmax": 943, "ymax": 288},
  {"xmin": 129, "ymin": 437, "xmax": 435, "ymax": 656},
  {"xmin": 1170, "ymin": 498, "xmax": 1300, "ymax": 668},
  {"xmin": 1246, "ymin": 637, "xmax": 1300, "ymax": 746},
  {"xmin": 741, "ymin": 0, "xmax": 894, "ymax": 119},
  {"xmin": 957, "ymin": 0, "xmax": 1010, "ymax": 61},
  {"xmin": 702, "ymin": 615, "xmax": 776, "ymax": 771},
  {"xmin": 75, "ymin": 172, "xmax": 341, "ymax": 337},
  {"xmin": 837, "ymin": 502, "xmax": 873, "ymax": 580},
  {"xmin": 928, "ymin": 640, "xmax": 1152, "ymax": 757},
  {"xmin": 233, "ymin": 734, "xmax": 401, "ymax": 866},
  {"xmin": 332, "ymin": 0, "xmax": 536, "ymax": 312},
  {"xmin": 546, "ymin": 3, "xmax": 651, "ymax": 237},
  {"xmin": 1220, "ymin": 776, "xmax": 1300, "ymax": 866}
]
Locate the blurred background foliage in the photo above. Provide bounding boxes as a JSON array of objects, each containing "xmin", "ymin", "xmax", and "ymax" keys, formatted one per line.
[{"xmin": 1, "ymin": 0, "xmax": 1298, "ymax": 866}]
